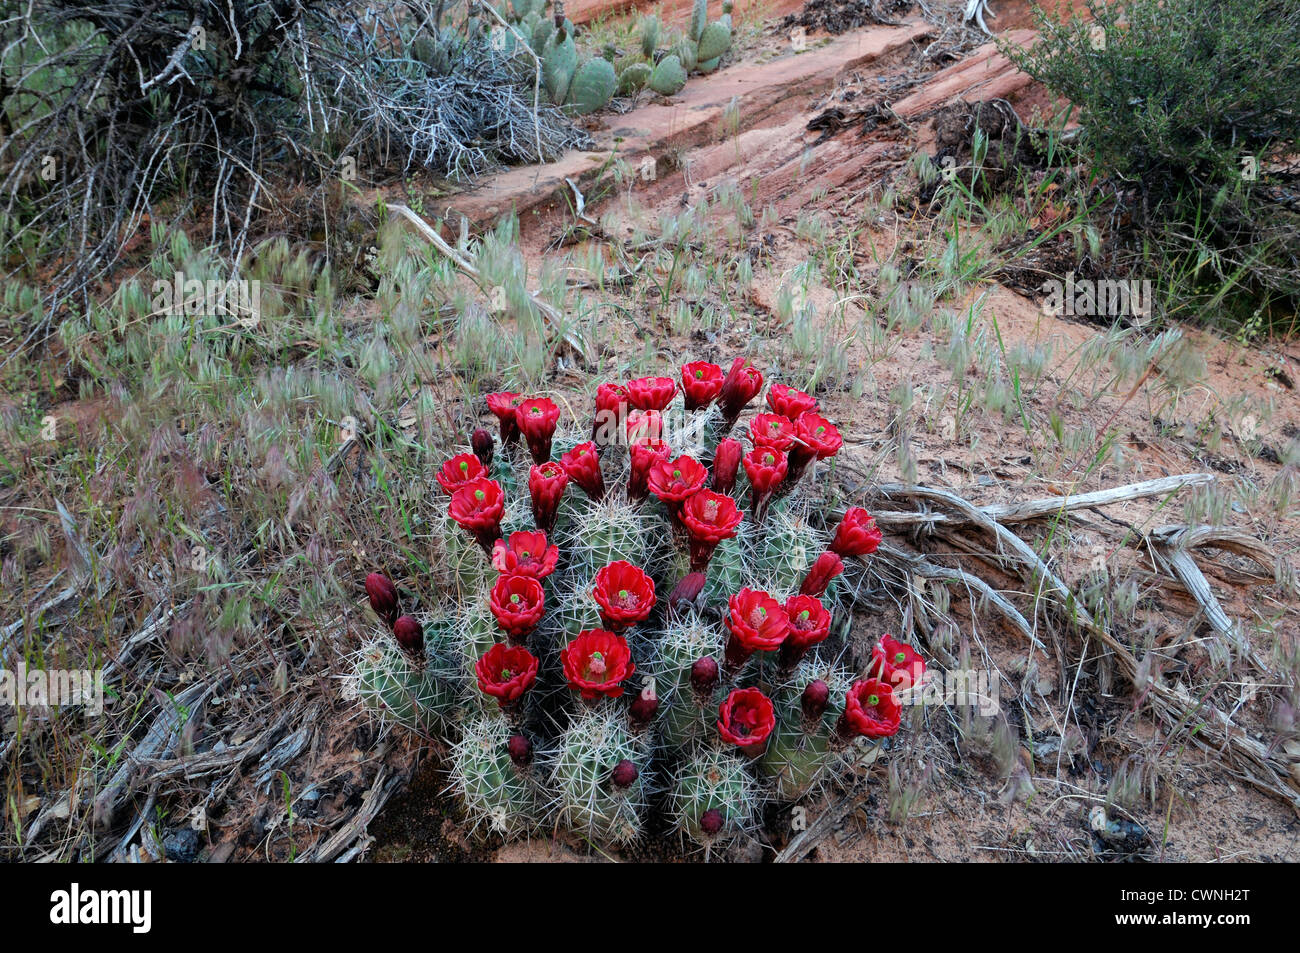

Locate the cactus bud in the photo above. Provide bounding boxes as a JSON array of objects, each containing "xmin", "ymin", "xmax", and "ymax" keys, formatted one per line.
[
  {"xmin": 472, "ymin": 428, "xmax": 494, "ymax": 468},
  {"xmin": 801, "ymin": 679, "xmax": 830, "ymax": 723},
  {"xmin": 700, "ymin": 807, "xmax": 724, "ymax": 836},
  {"xmin": 668, "ymin": 572, "xmax": 707, "ymax": 613},
  {"xmin": 690, "ymin": 656, "xmax": 719, "ymax": 695},
  {"xmin": 393, "ymin": 615, "xmax": 424, "ymax": 655},
  {"xmin": 507, "ymin": 733, "xmax": 533, "ymax": 768},
  {"xmin": 611, "ymin": 758, "xmax": 639, "ymax": 789},
  {"xmin": 711, "ymin": 438, "xmax": 742, "ymax": 495},
  {"xmin": 629, "ymin": 683, "xmax": 659, "ymax": 728},
  {"xmin": 365, "ymin": 572, "xmax": 400, "ymax": 626}
]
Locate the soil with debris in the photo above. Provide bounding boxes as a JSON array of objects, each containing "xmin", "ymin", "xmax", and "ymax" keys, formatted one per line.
[{"xmin": 782, "ymin": 0, "xmax": 915, "ymax": 34}]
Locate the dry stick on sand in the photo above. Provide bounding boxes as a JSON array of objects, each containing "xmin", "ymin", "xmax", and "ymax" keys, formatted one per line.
[
  {"xmin": 836, "ymin": 468, "xmax": 1300, "ymax": 812},
  {"xmin": 386, "ymin": 203, "xmax": 592, "ymax": 363}
]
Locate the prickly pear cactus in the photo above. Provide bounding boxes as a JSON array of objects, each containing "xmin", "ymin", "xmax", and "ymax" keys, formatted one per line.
[
  {"xmin": 567, "ymin": 57, "xmax": 617, "ymax": 114},
  {"xmin": 349, "ymin": 358, "xmax": 926, "ymax": 855},
  {"xmin": 649, "ymin": 54, "xmax": 688, "ymax": 95}
]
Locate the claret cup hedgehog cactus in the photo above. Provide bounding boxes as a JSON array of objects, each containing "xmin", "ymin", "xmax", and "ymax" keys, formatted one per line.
[{"xmin": 348, "ymin": 360, "xmax": 930, "ymax": 853}]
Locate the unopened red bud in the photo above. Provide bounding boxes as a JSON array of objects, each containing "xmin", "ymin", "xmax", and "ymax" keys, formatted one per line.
[
  {"xmin": 711, "ymin": 438, "xmax": 742, "ymax": 495},
  {"xmin": 801, "ymin": 679, "xmax": 830, "ymax": 722},
  {"xmin": 471, "ymin": 428, "xmax": 494, "ymax": 468},
  {"xmin": 393, "ymin": 615, "xmax": 424, "ymax": 654},
  {"xmin": 611, "ymin": 759, "xmax": 638, "ymax": 789},
  {"xmin": 668, "ymin": 572, "xmax": 707, "ymax": 612},
  {"xmin": 700, "ymin": 808, "xmax": 724, "ymax": 836},
  {"xmin": 507, "ymin": 734, "xmax": 532, "ymax": 767},
  {"xmin": 691, "ymin": 657, "xmax": 719, "ymax": 694},
  {"xmin": 630, "ymin": 685, "xmax": 659, "ymax": 726},
  {"xmin": 365, "ymin": 572, "xmax": 400, "ymax": 626}
]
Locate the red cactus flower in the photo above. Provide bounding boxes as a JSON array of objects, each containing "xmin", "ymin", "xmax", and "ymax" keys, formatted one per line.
[
  {"xmin": 436, "ymin": 452, "xmax": 487, "ymax": 496},
  {"xmin": 717, "ymin": 687, "xmax": 776, "ymax": 757},
  {"xmin": 625, "ymin": 408, "xmax": 664, "ymax": 444},
  {"xmin": 766, "ymin": 382, "xmax": 818, "ymax": 420},
  {"xmin": 489, "ymin": 573, "xmax": 546, "ymax": 643},
  {"xmin": 869, "ymin": 634, "xmax": 927, "ymax": 692},
  {"xmin": 528, "ymin": 461, "xmax": 569, "ymax": 533},
  {"xmin": 831, "ymin": 507, "xmax": 883, "ymax": 558},
  {"xmin": 787, "ymin": 412, "xmax": 843, "ymax": 483},
  {"xmin": 475, "ymin": 642, "xmax": 539, "ymax": 703},
  {"xmin": 647, "ymin": 454, "xmax": 708, "ymax": 513},
  {"xmin": 801, "ymin": 679, "xmax": 830, "ymax": 723},
  {"xmin": 471, "ymin": 428, "xmax": 494, "ymax": 468},
  {"xmin": 365, "ymin": 572, "xmax": 400, "ymax": 626},
  {"xmin": 486, "ymin": 392, "xmax": 524, "ymax": 444},
  {"xmin": 626, "ymin": 376, "xmax": 677, "ymax": 412},
  {"xmin": 724, "ymin": 588, "xmax": 790, "ymax": 668},
  {"xmin": 837, "ymin": 678, "xmax": 902, "ymax": 740},
  {"xmin": 681, "ymin": 361, "xmax": 724, "ymax": 411},
  {"xmin": 629, "ymin": 682, "xmax": 659, "ymax": 728},
  {"xmin": 628, "ymin": 437, "xmax": 671, "ymax": 500},
  {"xmin": 780, "ymin": 594, "xmax": 831, "ymax": 668},
  {"xmin": 668, "ymin": 572, "xmax": 707, "ymax": 613},
  {"xmin": 449, "ymin": 478, "xmax": 505, "ymax": 552},
  {"xmin": 592, "ymin": 560, "xmax": 656, "ymax": 631},
  {"xmin": 742, "ymin": 446, "xmax": 787, "ymax": 522},
  {"xmin": 800, "ymin": 550, "xmax": 844, "ymax": 596},
  {"xmin": 516, "ymin": 397, "xmax": 561, "ymax": 464},
  {"xmin": 491, "ymin": 530, "xmax": 559, "ymax": 579},
  {"xmin": 710, "ymin": 437, "xmax": 742, "ymax": 495},
  {"xmin": 560, "ymin": 441, "xmax": 606, "ymax": 500},
  {"xmin": 718, "ymin": 357, "xmax": 764, "ymax": 425},
  {"xmin": 393, "ymin": 615, "xmax": 424, "ymax": 655},
  {"xmin": 593, "ymin": 382, "xmax": 629, "ymax": 445},
  {"xmin": 749, "ymin": 413, "xmax": 794, "ymax": 452},
  {"xmin": 562, "ymin": 629, "xmax": 635, "ymax": 700},
  {"xmin": 680, "ymin": 489, "xmax": 742, "ymax": 571}
]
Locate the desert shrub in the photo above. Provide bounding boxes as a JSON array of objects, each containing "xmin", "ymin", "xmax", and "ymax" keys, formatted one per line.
[
  {"xmin": 1006, "ymin": 0, "xmax": 1300, "ymax": 318},
  {"xmin": 0, "ymin": 0, "xmax": 585, "ymax": 317}
]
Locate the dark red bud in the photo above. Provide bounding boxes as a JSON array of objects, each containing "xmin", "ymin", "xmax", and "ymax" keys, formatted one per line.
[
  {"xmin": 630, "ymin": 685, "xmax": 659, "ymax": 726},
  {"xmin": 801, "ymin": 679, "xmax": 830, "ymax": 722},
  {"xmin": 507, "ymin": 734, "xmax": 532, "ymax": 768},
  {"xmin": 690, "ymin": 657, "xmax": 719, "ymax": 694},
  {"xmin": 668, "ymin": 572, "xmax": 707, "ymax": 613},
  {"xmin": 393, "ymin": 615, "xmax": 424, "ymax": 654},
  {"xmin": 365, "ymin": 572, "xmax": 400, "ymax": 626},
  {"xmin": 471, "ymin": 428, "xmax": 494, "ymax": 468},
  {"xmin": 700, "ymin": 808, "xmax": 725, "ymax": 836},
  {"xmin": 611, "ymin": 759, "xmax": 639, "ymax": 789}
]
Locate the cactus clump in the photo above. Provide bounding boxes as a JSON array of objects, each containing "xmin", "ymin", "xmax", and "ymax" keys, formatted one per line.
[{"xmin": 348, "ymin": 364, "xmax": 925, "ymax": 854}]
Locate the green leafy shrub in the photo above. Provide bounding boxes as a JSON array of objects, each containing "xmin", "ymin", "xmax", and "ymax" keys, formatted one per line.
[{"xmin": 1006, "ymin": 0, "xmax": 1300, "ymax": 315}]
